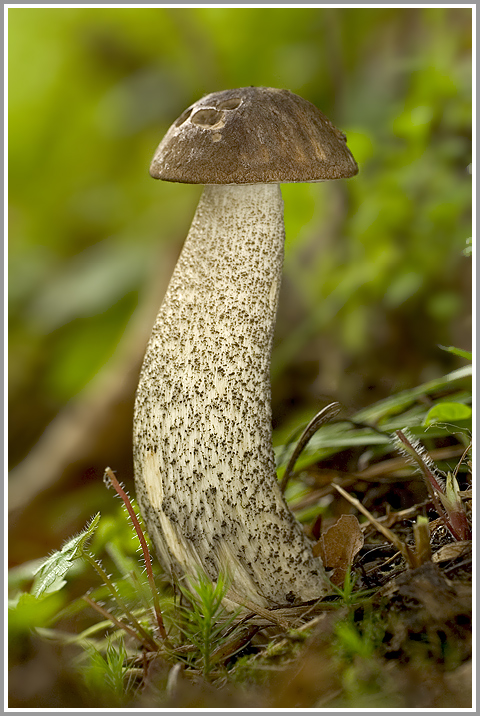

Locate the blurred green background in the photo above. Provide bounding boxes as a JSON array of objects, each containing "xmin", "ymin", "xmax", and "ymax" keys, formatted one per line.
[{"xmin": 8, "ymin": 7, "xmax": 472, "ymax": 562}]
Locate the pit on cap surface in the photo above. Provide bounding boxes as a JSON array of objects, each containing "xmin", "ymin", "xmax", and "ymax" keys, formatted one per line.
[{"xmin": 150, "ymin": 86, "xmax": 358, "ymax": 185}]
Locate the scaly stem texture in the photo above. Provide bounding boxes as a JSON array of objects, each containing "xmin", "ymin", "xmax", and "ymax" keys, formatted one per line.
[{"xmin": 134, "ymin": 184, "xmax": 327, "ymax": 608}]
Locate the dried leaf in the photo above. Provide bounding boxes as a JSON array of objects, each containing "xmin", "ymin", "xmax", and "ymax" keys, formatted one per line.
[
  {"xmin": 315, "ymin": 514, "xmax": 364, "ymax": 586},
  {"xmin": 432, "ymin": 541, "xmax": 471, "ymax": 563},
  {"xmin": 332, "ymin": 483, "xmax": 417, "ymax": 567}
]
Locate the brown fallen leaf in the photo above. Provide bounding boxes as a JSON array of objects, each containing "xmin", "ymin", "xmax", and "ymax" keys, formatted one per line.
[
  {"xmin": 332, "ymin": 482, "xmax": 417, "ymax": 567},
  {"xmin": 432, "ymin": 541, "xmax": 471, "ymax": 563},
  {"xmin": 314, "ymin": 514, "xmax": 364, "ymax": 586}
]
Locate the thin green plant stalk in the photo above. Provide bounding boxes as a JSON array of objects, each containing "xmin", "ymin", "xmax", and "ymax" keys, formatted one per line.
[
  {"xmin": 83, "ymin": 552, "xmax": 158, "ymax": 651},
  {"xmin": 104, "ymin": 467, "xmax": 168, "ymax": 642},
  {"xmin": 82, "ymin": 594, "xmax": 152, "ymax": 650}
]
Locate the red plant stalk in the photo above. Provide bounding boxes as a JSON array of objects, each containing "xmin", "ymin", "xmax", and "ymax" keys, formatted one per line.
[
  {"xmin": 395, "ymin": 430, "xmax": 467, "ymax": 541},
  {"xmin": 104, "ymin": 467, "xmax": 168, "ymax": 641}
]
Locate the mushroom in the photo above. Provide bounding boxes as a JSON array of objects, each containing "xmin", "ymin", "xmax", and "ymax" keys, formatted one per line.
[{"xmin": 134, "ymin": 87, "xmax": 358, "ymax": 609}]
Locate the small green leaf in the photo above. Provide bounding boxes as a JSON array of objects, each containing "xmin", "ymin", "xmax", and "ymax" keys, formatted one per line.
[
  {"xmin": 424, "ymin": 402, "xmax": 472, "ymax": 426},
  {"xmin": 439, "ymin": 345, "xmax": 472, "ymax": 361},
  {"xmin": 8, "ymin": 591, "xmax": 65, "ymax": 639},
  {"xmin": 8, "ymin": 558, "xmax": 46, "ymax": 591},
  {"xmin": 31, "ymin": 513, "xmax": 101, "ymax": 597}
]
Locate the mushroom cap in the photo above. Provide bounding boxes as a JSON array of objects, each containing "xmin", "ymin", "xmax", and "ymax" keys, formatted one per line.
[{"xmin": 150, "ymin": 87, "xmax": 358, "ymax": 185}]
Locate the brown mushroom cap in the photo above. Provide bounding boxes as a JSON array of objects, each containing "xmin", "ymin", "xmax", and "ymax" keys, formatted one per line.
[{"xmin": 150, "ymin": 87, "xmax": 358, "ymax": 185}]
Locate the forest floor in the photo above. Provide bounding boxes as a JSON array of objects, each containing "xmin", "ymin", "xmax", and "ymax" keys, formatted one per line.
[{"xmin": 8, "ymin": 366, "xmax": 473, "ymax": 709}]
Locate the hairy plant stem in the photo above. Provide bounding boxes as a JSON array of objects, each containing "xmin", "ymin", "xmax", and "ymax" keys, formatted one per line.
[
  {"xmin": 104, "ymin": 467, "xmax": 168, "ymax": 641},
  {"xmin": 82, "ymin": 595, "xmax": 153, "ymax": 650},
  {"xmin": 83, "ymin": 552, "xmax": 159, "ymax": 651}
]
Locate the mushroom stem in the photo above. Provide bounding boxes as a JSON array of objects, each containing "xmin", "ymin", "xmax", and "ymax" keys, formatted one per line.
[{"xmin": 134, "ymin": 183, "xmax": 327, "ymax": 607}]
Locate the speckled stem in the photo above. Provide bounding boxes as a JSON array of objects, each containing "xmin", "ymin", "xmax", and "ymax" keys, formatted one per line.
[{"xmin": 134, "ymin": 184, "xmax": 327, "ymax": 608}]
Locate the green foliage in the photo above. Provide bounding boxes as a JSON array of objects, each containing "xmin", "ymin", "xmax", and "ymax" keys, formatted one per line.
[
  {"xmin": 424, "ymin": 401, "xmax": 472, "ymax": 425},
  {"xmin": 31, "ymin": 513, "xmax": 101, "ymax": 597},
  {"xmin": 81, "ymin": 638, "xmax": 134, "ymax": 706},
  {"xmin": 8, "ymin": 498, "xmax": 241, "ymax": 698},
  {"xmin": 8, "ymin": 591, "xmax": 66, "ymax": 645},
  {"xmin": 330, "ymin": 610, "xmax": 398, "ymax": 707},
  {"xmin": 275, "ymin": 364, "xmax": 472, "ymax": 475},
  {"xmin": 439, "ymin": 345, "xmax": 472, "ymax": 360},
  {"xmin": 334, "ymin": 612, "xmax": 385, "ymax": 662},
  {"xmin": 175, "ymin": 570, "xmax": 239, "ymax": 678},
  {"xmin": 328, "ymin": 567, "xmax": 375, "ymax": 607},
  {"xmin": 8, "ymin": 7, "xmax": 472, "ymax": 473},
  {"xmin": 394, "ymin": 428, "xmax": 470, "ymax": 541}
]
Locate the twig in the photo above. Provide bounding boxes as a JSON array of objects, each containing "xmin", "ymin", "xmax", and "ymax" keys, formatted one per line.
[
  {"xmin": 360, "ymin": 500, "xmax": 431, "ymax": 531},
  {"xmin": 280, "ymin": 403, "xmax": 341, "ymax": 493},
  {"xmin": 332, "ymin": 482, "xmax": 417, "ymax": 568},
  {"xmin": 289, "ymin": 445, "xmax": 465, "ymax": 514}
]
